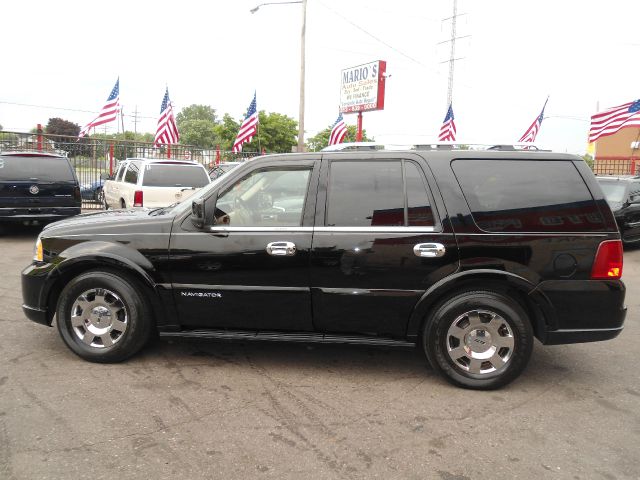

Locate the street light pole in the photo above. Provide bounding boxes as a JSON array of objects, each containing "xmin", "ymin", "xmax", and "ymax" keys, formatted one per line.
[{"xmin": 250, "ymin": 0, "xmax": 306, "ymax": 152}]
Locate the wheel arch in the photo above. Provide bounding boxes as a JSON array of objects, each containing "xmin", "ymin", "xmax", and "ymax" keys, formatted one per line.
[
  {"xmin": 407, "ymin": 269, "xmax": 556, "ymax": 342},
  {"xmin": 43, "ymin": 251, "xmax": 168, "ymax": 328}
]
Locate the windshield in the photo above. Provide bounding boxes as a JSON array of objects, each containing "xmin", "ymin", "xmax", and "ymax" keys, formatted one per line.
[
  {"xmin": 598, "ymin": 181, "xmax": 627, "ymax": 203},
  {"xmin": 0, "ymin": 156, "xmax": 75, "ymax": 181},
  {"xmin": 142, "ymin": 164, "xmax": 209, "ymax": 187}
]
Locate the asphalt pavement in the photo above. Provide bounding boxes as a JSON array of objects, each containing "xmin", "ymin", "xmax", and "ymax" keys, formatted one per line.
[{"xmin": 1, "ymin": 226, "xmax": 639, "ymax": 480}]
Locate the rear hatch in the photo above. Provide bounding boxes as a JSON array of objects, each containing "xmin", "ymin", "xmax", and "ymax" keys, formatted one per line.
[
  {"xmin": 140, "ymin": 163, "xmax": 210, "ymax": 208},
  {"xmin": 0, "ymin": 154, "xmax": 80, "ymax": 209}
]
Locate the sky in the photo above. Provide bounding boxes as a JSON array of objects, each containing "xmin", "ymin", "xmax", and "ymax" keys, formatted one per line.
[{"xmin": 1, "ymin": 0, "xmax": 638, "ymax": 154}]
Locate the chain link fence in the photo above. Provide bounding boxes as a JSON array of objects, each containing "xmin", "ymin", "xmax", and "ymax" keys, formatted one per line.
[{"xmin": 0, "ymin": 130, "xmax": 263, "ymax": 209}]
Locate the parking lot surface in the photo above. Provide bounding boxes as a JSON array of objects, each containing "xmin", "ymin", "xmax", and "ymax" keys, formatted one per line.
[{"xmin": 1, "ymin": 227, "xmax": 639, "ymax": 480}]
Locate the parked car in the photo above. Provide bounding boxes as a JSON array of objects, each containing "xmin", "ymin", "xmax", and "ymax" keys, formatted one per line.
[
  {"xmin": 208, "ymin": 161, "xmax": 242, "ymax": 180},
  {"xmin": 596, "ymin": 175, "xmax": 640, "ymax": 244},
  {"xmin": 102, "ymin": 158, "xmax": 210, "ymax": 209},
  {"xmin": 22, "ymin": 149, "xmax": 625, "ymax": 389},
  {"xmin": 80, "ymin": 178, "xmax": 105, "ymax": 203},
  {"xmin": 0, "ymin": 151, "xmax": 81, "ymax": 228}
]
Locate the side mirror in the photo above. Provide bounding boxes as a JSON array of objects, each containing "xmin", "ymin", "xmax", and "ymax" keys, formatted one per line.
[{"xmin": 191, "ymin": 198, "xmax": 205, "ymax": 228}]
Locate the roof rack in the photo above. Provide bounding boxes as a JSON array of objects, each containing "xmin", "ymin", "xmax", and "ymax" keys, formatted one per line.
[{"xmin": 410, "ymin": 142, "xmax": 549, "ymax": 151}]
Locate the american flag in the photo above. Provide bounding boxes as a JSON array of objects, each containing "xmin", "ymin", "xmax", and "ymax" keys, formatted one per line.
[
  {"xmin": 328, "ymin": 113, "xmax": 348, "ymax": 146},
  {"xmin": 519, "ymin": 97, "xmax": 548, "ymax": 143},
  {"xmin": 438, "ymin": 104, "xmax": 456, "ymax": 141},
  {"xmin": 233, "ymin": 92, "xmax": 258, "ymax": 153},
  {"xmin": 79, "ymin": 78, "xmax": 120, "ymax": 137},
  {"xmin": 154, "ymin": 87, "xmax": 179, "ymax": 146},
  {"xmin": 589, "ymin": 99, "xmax": 640, "ymax": 143}
]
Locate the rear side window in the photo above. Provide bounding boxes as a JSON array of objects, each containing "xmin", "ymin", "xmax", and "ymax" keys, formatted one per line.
[
  {"xmin": 452, "ymin": 159, "xmax": 605, "ymax": 232},
  {"xmin": 124, "ymin": 162, "xmax": 140, "ymax": 184},
  {"xmin": 142, "ymin": 164, "xmax": 209, "ymax": 187},
  {"xmin": 326, "ymin": 160, "xmax": 436, "ymax": 227},
  {"xmin": 0, "ymin": 156, "xmax": 75, "ymax": 181},
  {"xmin": 327, "ymin": 161, "xmax": 404, "ymax": 227}
]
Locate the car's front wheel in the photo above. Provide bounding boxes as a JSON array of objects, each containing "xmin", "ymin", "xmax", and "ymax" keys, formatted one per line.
[
  {"xmin": 422, "ymin": 289, "xmax": 533, "ymax": 390},
  {"xmin": 56, "ymin": 270, "xmax": 153, "ymax": 362}
]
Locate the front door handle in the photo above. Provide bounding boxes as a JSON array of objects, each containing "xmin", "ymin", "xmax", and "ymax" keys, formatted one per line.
[
  {"xmin": 266, "ymin": 241, "xmax": 297, "ymax": 256},
  {"xmin": 413, "ymin": 242, "xmax": 446, "ymax": 258}
]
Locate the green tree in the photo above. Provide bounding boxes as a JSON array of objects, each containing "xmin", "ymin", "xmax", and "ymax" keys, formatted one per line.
[
  {"xmin": 582, "ymin": 153, "xmax": 594, "ymax": 169},
  {"xmin": 241, "ymin": 111, "xmax": 298, "ymax": 154},
  {"xmin": 176, "ymin": 104, "xmax": 218, "ymax": 148},
  {"xmin": 306, "ymin": 125, "xmax": 374, "ymax": 152},
  {"xmin": 213, "ymin": 113, "xmax": 240, "ymax": 152}
]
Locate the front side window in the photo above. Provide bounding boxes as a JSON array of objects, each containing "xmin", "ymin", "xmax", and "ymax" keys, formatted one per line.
[
  {"xmin": 215, "ymin": 168, "xmax": 311, "ymax": 227},
  {"xmin": 124, "ymin": 162, "xmax": 140, "ymax": 184}
]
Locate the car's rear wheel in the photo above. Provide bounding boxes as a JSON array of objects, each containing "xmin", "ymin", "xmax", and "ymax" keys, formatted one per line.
[
  {"xmin": 56, "ymin": 270, "xmax": 153, "ymax": 363},
  {"xmin": 422, "ymin": 290, "xmax": 533, "ymax": 390}
]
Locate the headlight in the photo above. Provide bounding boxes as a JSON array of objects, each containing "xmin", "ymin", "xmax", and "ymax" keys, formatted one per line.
[{"xmin": 34, "ymin": 236, "xmax": 43, "ymax": 262}]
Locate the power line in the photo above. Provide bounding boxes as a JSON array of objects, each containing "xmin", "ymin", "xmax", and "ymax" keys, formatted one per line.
[
  {"xmin": 317, "ymin": 0, "xmax": 426, "ymax": 67},
  {"xmin": 0, "ymin": 100, "xmax": 156, "ymax": 120}
]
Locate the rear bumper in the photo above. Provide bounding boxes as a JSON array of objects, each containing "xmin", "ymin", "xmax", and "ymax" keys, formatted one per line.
[
  {"xmin": 544, "ymin": 326, "xmax": 624, "ymax": 345},
  {"xmin": 0, "ymin": 206, "xmax": 81, "ymax": 222},
  {"xmin": 536, "ymin": 279, "xmax": 626, "ymax": 345}
]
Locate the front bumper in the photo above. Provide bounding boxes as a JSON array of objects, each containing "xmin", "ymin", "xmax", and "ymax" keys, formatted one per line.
[{"xmin": 21, "ymin": 262, "xmax": 54, "ymax": 326}]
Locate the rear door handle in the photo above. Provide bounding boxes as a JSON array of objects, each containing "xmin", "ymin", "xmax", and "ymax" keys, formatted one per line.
[
  {"xmin": 266, "ymin": 241, "xmax": 297, "ymax": 256},
  {"xmin": 413, "ymin": 243, "xmax": 446, "ymax": 258}
]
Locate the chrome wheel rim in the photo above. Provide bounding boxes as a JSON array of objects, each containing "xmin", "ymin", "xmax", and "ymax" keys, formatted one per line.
[
  {"xmin": 445, "ymin": 309, "xmax": 515, "ymax": 375},
  {"xmin": 70, "ymin": 288, "xmax": 128, "ymax": 348}
]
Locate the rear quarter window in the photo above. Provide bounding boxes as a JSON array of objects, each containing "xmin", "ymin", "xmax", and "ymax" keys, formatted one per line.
[{"xmin": 452, "ymin": 159, "xmax": 606, "ymax": 232}]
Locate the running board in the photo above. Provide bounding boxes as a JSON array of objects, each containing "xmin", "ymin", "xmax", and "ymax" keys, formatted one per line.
[{"xmin": 159, "ymin": 329, "xmax": 415, "ymax": 348}]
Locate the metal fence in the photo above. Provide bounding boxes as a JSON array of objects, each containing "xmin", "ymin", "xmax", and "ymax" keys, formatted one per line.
[
  {"xmin": 594, "ymin": 158, "xmax": 640, "ymax": 176},
  {"xmin": 0, "ymin": 130, "xmax": 262, "ymax": 209}
]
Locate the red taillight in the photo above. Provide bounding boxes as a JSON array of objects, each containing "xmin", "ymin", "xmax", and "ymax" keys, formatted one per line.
[
  {"xmin": 591, "ymin": 240, "xmax": 623, "ymax": 279},
  {"xmin": 133, "ymin": 190, "xmax": 143, "ymax": 207}
]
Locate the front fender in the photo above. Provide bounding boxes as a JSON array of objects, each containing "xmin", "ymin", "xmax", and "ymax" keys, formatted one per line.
[{"xmin": 38, "ymin": 241, "xmax": 171, "ymax": 327}]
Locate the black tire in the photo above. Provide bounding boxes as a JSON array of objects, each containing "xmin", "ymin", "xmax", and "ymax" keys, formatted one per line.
[
  {"xmin": 422, "ymin": 290, "xmax": 533, "ymax": 390},
  {"xmin": 56, "ymin": 270, "xmax": 153, "ymax": 363}
]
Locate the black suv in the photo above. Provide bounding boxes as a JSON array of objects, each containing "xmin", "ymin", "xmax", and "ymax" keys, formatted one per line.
[
  {"xmin": 0, "ymin": 151, "xmax": 81, "ymax": 228},
  {"xmin": 596, "ymin": 175, "xmax": 640, "ymax": 244},
  {"xmin": 21, "ymin": 151, "xmax": 626, "ymax": 389}
]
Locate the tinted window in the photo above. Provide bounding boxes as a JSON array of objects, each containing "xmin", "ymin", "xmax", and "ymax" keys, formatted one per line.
[
  {"xmin": 327, "ymin": 161, "xmax": 404, "ymax": 227},
  {"xmin": 143, "ymin": 164, "xmax": 209, "ymax": 187},
  {"xmin": 215, "ymin": 168, "xmax": 311, "ymax": 227},
  {"xmin": 405, "ymin": 162, "xmax": 435, "ymax": 226},
  {"xmin": 0, "ymin": 156, "xmax": 75, "ymax": 181},
  {"xmin": 124, "ymin": 162, "xmax": 140, "ymax": 184},
  {"xmin": 452, "ymin": 159, "xmax": 604, "ymax": 232}
]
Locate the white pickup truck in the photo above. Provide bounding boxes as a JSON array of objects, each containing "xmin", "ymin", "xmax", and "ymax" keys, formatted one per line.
[{"xmin": 103, "ymin": 158, "xmax": 210, "ymax": 209}]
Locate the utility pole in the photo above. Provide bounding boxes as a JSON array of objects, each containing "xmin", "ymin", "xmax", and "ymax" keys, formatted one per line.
[
  {"xmin": 439, "ymin": 0, "xmax": 468, "ymax": 107},
  {"xmin": 297, "ymin": 0, "xmax": 307, "ymax": 152},
  {"xmin": 133, "ymin": 106, "xmax": 139, "ymax": 136}
]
